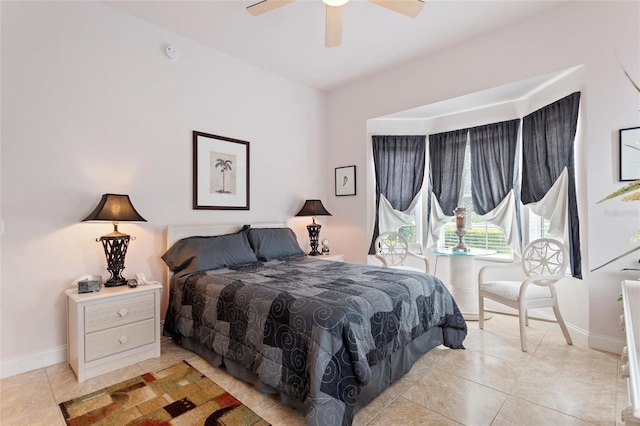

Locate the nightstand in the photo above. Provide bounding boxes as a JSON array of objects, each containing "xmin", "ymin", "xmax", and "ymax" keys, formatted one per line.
[
  {"xmin": 65, "ymin": 283, "xmax": 162, "ymax": 382},
  {"xmin": 320, "ymin": 254, "xmax": 345, "ymax": 262}
]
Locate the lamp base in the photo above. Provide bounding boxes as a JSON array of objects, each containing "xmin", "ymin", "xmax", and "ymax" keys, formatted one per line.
[
  {"xmin": 104, "ymin": 279, "xmax": 128, "ymax": 287},
  {"xmin": 98, "ymin": 234, "xmax": 130, "ymax": 287},
  {"xmin": 306, "ymin": 224, "xmax": 322, "ymax": 256}
]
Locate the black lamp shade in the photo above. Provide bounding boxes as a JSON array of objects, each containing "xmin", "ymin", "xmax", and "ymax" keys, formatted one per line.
[
  {"xmin": 295, "ymin": 199, "xmax": 332, "ymax": 218},
  {"xmin": 82, "ymin": 194, "xmax": 146, "ymax": 223}
]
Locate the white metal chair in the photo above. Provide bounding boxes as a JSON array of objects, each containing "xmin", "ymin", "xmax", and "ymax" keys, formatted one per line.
[
  {"xmin": 478, "ymin": 238, "xmax": 573, "ymax": 352},
  {"xmin": 374, "ymin": 231, "xmax": 430, "ymax": 274}
]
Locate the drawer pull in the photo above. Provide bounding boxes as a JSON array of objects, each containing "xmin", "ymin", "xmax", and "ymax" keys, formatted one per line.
[
  {"xmin": 621, "ymin": 363, "xmax": 629, "ymax": 378},
  {"xmin": 118, "ymin": 308, "xmax": 128, "ymax": 317},
  {"xmin": 621, "ymin": 406, "xmax": 635, "ymax": 423},
  {"xmin": 118, "ymin": 335, "xmax": 129, "ymax": 345}
]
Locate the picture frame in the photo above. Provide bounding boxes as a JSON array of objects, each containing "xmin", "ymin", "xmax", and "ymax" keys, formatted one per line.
[
  {"xmin": 193, "ymin": 131, "xmax": 250, "ymax": 210},
  {"xmin": 620, "ymin": 127, "xmax": 640, "ymax": 182},
  {"xmin": 335, "ymin": 165, "xmax": 356, "ymax": 196}
]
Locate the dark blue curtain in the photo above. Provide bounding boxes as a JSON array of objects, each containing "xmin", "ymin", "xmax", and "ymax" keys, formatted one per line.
[
  {"xmin": 469, "ymin": 119, "xmax": 522, "ymax": 249},
  {"xmin": 368, "ymin": 135, "xmax": 426, "ymax": 255},
  {"xmin": 522, "ymin": 92, "xmax": 582, "ymax": 278},
  {"xmin": 428, "ymin": 129, "xmax": 468, "ymax": 220}
]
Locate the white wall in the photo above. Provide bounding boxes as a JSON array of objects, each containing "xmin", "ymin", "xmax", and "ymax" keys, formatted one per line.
[
  {"xmin": 0, "ymin": 2, "xmax": 327, "ymax": 377},
  {"xmin": 326, "ymin": 1, "xmax": 639, "ymax": 353}
]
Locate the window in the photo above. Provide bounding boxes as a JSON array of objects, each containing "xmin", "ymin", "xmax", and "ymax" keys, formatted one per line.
[
  {"xmin": 441, "ymin": 143, "xmax": 511, "ymax": 255},
  {"xmin": 397, "ymin": 202, "xmax": 425, "ymax": 251},
  {"xmin": 397, "ymin": 208, "xmax": 418, "ymax": 244},
  {"xmin": 524, "ymin": 206, "xmax": 552, "ymax": 241}
]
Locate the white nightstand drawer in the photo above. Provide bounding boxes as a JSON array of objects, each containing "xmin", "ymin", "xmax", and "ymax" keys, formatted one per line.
[
  {"xmin": 66, "ymin": 283, "xmax": 162, "ymax": 381},
  {"xmin": 84, "ymin": 293, "xmax": 154, "ymax": 333},
  {"xmin": 85, "ymin": 318, "xmax": 155, "ymax": 362}
]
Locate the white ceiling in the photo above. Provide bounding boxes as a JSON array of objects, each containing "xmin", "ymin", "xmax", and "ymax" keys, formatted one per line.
[
  {"xmin": 105, "ymin": 0, "xmax": 567, "ymax": 92},
  {"xmin": 379, "ymin": 66, "xmax": 578, "ymax": 119}
]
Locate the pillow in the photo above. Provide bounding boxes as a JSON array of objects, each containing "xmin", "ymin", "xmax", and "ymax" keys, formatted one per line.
[
  {"xmin": 161, "ymin": 225, "xmax": 258, "ymax": 274},
  {"xmin": 247, "ymin": 228, "xmax": 306, "ymax": 261}
]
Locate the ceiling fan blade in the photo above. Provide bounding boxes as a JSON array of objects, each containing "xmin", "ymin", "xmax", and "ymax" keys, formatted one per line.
[
  {"xmin": 367, "ymin": 0, "xmax": 425, "ymax": 18},
  {"xmin": 246, "ymin": 0, "xmax": 295, "ymax": 16},
  {"xmin": 325, "ymin": 5, "xmax": 343, "ymax": 48}
]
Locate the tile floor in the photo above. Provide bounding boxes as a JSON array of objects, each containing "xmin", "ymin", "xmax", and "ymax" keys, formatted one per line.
[{"xmin": 0, "ymin": 313, "xmax": 627, "ymax": 426}]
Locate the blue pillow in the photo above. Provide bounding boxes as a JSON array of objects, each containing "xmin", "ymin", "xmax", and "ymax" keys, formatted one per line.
[
  {"xmin": 247, "ymin": 228, "xmax": 306, "ymax": 261},
  {"xmin": 161, "ymin": 225, "xmax": 258, "ymax": 274}
]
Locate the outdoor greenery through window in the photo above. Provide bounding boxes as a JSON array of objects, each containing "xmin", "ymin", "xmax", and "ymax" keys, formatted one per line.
[{"xmin": 398, "ymin": 208, "xmax": 418, "ymax": 244}]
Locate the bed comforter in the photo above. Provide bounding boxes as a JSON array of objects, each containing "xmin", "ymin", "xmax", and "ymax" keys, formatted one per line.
[{"xmin": 163, "ymin": 256, "xmax": 466, "ymax": 425}]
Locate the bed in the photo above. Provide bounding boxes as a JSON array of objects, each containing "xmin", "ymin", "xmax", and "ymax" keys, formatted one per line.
[{"xmin": 162, "ymin": 222, "xmax": 467, "ymax": 426}]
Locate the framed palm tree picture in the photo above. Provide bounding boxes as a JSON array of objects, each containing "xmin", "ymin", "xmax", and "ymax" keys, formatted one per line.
[{"xmin": 193, "ymin": 131, "xmax": 250, "ymax": 210}]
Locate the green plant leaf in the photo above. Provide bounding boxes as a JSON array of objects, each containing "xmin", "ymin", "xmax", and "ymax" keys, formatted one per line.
[
  {"xmin": 597, "ymin": 180, "xmax": 640, "ymax": 203},
  {"xmin": 622, "ymin": 65, "xmax": 640, "ymax": 93},
  {"xmin": 617, "ymin": 54, "xmax": 640, "ymax": 93},
  {"xmin": 590, "ymin": 245, "xmax": 640, "ymax": 272}
]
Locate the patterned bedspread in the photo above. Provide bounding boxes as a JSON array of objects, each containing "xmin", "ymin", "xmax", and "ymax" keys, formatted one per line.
[{"xmin": 163, "ymin": 257, "xmax": 466, "ymax": 425}]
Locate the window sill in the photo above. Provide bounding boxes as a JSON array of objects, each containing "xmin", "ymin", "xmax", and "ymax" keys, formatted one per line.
[{"xmin": 475, "ymin": 253, "xmax": 514, "ymax": 263}]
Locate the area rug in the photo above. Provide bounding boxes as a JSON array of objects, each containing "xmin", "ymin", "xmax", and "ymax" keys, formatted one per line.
[{"xmin": 58, "ymin": 360, "xmax": 271, "ymax": 426}]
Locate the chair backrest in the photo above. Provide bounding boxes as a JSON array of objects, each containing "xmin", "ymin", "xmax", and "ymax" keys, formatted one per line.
[
  {"xmin": 521, "ymin": 238, "xmax": 569, "ymax": 277},
  {"xmin": 374, "ymin": 232, "xmax": 409, "ymax": 267}
]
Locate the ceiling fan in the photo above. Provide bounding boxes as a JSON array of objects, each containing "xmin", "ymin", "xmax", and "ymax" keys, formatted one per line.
[{"xmin": 246, "ymin": 0, "xmax": 425, "ymax": 48}]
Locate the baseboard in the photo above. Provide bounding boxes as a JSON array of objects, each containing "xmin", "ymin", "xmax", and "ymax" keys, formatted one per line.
[
  {"xmin": 1, "ymin": 345, "xmax": 67, "ymax": 379},
  {"xmin": 587, "ymin": 331, "xmax": 626, "ymax": 355},
  {"xmin": 530, "ymin": 308, "xmax": 625, "ymax": 354}
]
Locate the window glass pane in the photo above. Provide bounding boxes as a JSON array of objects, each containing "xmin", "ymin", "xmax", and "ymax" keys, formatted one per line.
[
  {"xmin": 528, "ymin": 210, "xmax": 551, "ymax": 240},
  {"xmin": 397, "ymin": 208, "xmax": 417, "ymax": 243}
]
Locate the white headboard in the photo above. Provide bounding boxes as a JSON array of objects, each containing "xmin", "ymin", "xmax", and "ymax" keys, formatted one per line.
[{"xmin": 166, "ymin": 222, "xmax": 287, "ymax": 250}]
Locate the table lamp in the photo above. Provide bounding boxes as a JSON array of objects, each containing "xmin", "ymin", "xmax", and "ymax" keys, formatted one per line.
[
  {"xmin": 82, "ymin": 194, "xmax": 147, "ymax": 286},
  {"xmin": 295, "ymin": 199, "xmax": 332, "ymax": 256}
]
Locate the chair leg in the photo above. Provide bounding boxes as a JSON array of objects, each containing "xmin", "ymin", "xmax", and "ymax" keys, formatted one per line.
[
  {"xmin": 525, "ymin": 309, "xmax": 529, "ymax": 326},
  {"xmin": 553, "ymin": 306, "xmax": 573, "ymax": 346},
  {"xmin": 479, "ymin": 295, "xmax": 484, "ymax": 330},
  {"xmin": 519, "ymin": 308, "xmax": 528, "ymax": 352}
]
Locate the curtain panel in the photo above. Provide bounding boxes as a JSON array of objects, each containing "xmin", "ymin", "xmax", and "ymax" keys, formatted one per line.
[
  {"xmin": 469, "ymin": 119, "xmax": 522, "ymax": 254},
  {"xmin": 470, "ymin": 119, "xmax": 519, "ymax": 215},
  {"xmin": 368, "ymin": 135, "xmax": 426, "ymax": 255},
  {"xmin": 521, "ymin": 91, "xmax": 582, "ymax": 278},
  {"xmin": 426, "ymin": 129, "xmax": 468, "ymax": 248}
]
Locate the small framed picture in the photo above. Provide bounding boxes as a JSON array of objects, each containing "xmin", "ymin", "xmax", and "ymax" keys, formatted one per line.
[
  {"xmin": 193, "ymin": 131, "xmax": 250, "ymax": 210},
  {"xmin": 620, "ymin": 127, "xmax": 640, "ymax": 181},
  {"xmin": 335, "ymin": 165, "xmax": 356, "ymax": 196}
]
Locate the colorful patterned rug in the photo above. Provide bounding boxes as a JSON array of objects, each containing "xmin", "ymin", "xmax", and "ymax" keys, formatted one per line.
[{"xmin": 58, "ymin": 360, "xmax": 271, "ymax": 426}]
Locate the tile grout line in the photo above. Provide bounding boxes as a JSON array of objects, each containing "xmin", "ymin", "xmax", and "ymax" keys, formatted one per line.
[{"xmin": 44, "ymin": 365, "xmax": 66, "ymax": 425}]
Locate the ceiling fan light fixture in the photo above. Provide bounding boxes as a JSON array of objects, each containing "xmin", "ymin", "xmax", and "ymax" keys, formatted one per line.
[{"xmin": 323, "ymin": 0, "xmax": 349, "ymax": 7}]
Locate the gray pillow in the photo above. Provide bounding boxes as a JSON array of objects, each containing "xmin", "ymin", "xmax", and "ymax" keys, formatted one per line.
[
  {"xmin": 247, "ymin": 228, "xmax": 306, "ymax": 261},
  {"xmin": 161, "ymin": 225, "xmax": 258, "ymax": 274}
]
